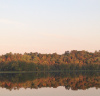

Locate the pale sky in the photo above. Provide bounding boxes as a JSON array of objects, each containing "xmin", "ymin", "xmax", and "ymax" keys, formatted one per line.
[{"xmin": 0, "ymin": 0, "xmax": 100, "ymax": 55}]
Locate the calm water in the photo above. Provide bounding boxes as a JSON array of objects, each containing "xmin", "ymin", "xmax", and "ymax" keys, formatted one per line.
[
  {"xmin": 0, "ymin": 72, "xmax": 100, "ymax": 96},
  {"xmin": 0, "ymin": 87, "xmax": 100, "ymax": 96}
]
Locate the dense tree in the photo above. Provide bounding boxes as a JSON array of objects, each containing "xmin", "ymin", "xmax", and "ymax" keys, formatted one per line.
[{"xmin": 0, "ymin": 50, "xmax": 100, "ymax": 71}]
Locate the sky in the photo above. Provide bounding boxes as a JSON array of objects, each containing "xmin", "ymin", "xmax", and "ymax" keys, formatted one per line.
[{"xmin": 0, "ymin": 0, "xmax": 100, "ymax": 55}]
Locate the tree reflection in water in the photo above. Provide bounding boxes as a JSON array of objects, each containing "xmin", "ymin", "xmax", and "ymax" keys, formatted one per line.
[{"xmin": 0, "ymin": 72, "xmax": 100, "ymax": 91}]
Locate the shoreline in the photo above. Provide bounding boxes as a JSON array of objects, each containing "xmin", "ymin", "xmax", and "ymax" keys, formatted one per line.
[{"xmin": 0, "ymin": 70, "xmax": 100, "ymax": 73}]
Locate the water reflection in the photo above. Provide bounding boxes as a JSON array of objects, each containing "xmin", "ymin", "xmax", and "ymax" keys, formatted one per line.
[
  {"xmin": 0, "ymin": 72, "xmax": 100, "ymax": 90},
  {"xmin": 0, "ymin": 87, "xmax": 100, "ymax": 96}
]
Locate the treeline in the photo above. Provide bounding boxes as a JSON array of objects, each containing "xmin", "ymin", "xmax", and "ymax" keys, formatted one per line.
[
  {"xmin": 0, "ymin": 72, "xmax": 100, "ymax": 90},
  {"xmin": 0, "ymin": 50, "xmax": 100, "ymax": 71}
]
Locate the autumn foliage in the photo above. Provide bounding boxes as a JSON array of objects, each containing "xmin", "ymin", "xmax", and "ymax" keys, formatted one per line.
[
  {"xmin": 0, "ymin": 72, "xmax": 100, "ymax": 90},
  {"xmin": 0, "ymin": 50, "xmax": 100, "ymax": 71}
]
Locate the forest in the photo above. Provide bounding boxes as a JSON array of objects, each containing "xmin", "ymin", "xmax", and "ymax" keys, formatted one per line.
[{"xmin": 0, "ymin": 50, "xmax": 100, "ymax": 71}]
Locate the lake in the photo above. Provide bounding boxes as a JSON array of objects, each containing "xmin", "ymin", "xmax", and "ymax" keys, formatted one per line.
[{"xmin": 0, "ymin": 72, "xmax": 100, "ymax": 96}]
